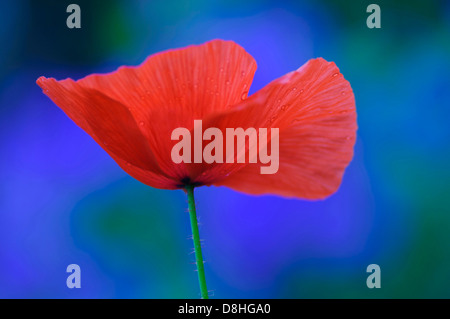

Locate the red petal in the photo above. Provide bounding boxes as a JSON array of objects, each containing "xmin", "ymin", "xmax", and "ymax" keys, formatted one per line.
[
  {"xmin": 37, "ymin": 40, "xmax": 257, "ymax": 187},
  {"xmin": 205, "ymin": 58, "xmax": 357, "ymax": 199},
  {"xmin": 36, "ymin": 77, "xmax": 176, "ymax": 189}
]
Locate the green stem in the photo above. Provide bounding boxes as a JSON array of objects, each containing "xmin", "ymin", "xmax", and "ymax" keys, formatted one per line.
[{"xmin": 185, "ymin": 185, "xmax": 209, "ymax": 299}]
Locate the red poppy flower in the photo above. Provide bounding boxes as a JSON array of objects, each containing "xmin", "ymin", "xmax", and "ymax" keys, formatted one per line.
[{"xmin": 37, "ymin": 39, "xmax": 356, "ymax": 199}]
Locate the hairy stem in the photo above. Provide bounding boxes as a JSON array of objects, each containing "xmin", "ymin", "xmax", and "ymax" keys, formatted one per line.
[{"xmin": 185, "ymin": 185, "xmax": 209, "ymax": 299}]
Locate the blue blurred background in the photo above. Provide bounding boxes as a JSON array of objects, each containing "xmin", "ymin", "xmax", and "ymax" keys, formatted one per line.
[{"xmin": 0, "ymin": 0, "xmax": 449, "ymax": 298}]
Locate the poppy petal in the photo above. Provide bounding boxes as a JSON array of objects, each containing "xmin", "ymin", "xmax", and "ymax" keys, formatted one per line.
[
  {"xmin": 37, "ymin": 77, "xmax": 177, "ymax": 189},
  {"xmin": 202, "ymin": 58, "xmax": 357, "ymax": 199},
  {"xmin": 71, "ymin": 39, "xmax": 257, "ymax": 181}
]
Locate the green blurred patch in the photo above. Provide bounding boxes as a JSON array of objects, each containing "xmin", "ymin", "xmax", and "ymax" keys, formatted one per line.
[{"xmin": 70, "ymin": 178, "xmax": 196, "ymax": 298}]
